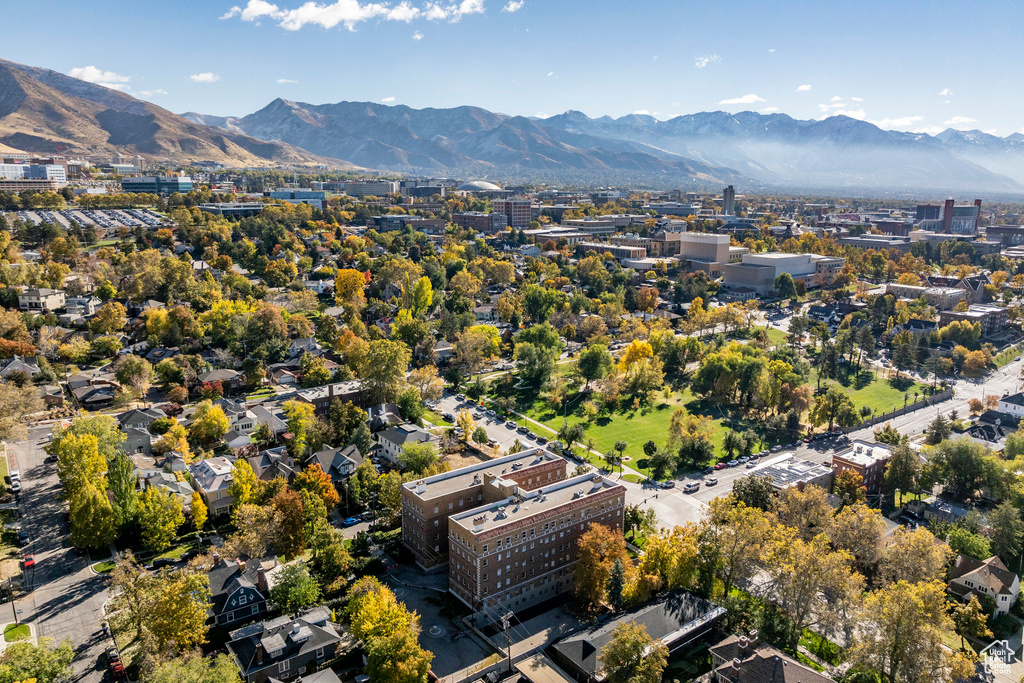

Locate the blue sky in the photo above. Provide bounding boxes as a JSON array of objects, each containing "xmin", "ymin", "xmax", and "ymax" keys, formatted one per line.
[{"xmin": 3, "ymin": 0, "xmax": 1021, "ymax": 135}]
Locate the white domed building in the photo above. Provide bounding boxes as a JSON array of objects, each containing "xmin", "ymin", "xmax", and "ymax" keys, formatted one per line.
[{"xmin": 457, "ymin": 180, "xmax": 503, "ymax": 192}]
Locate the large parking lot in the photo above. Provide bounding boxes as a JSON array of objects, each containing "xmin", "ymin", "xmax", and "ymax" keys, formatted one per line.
[{"xmin": 431, "ymin": 392, "xmax": 551, "ymax": 451}]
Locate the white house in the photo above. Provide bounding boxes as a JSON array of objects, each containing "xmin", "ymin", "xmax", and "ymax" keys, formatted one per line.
[
  {"xmin": 997, "ymin": 392, "xmax": 1024, "ymax": 418},
  {"xmin": 189, "ymin": 457, "xmax": 234, "ymax": 517},
  {"xmin": 374, "ymin": 423, "xmax": 438, "ymax": 466},
  {"xmin": 948, "ymin": 554, "xmax": 1020, "ymax": 616}
]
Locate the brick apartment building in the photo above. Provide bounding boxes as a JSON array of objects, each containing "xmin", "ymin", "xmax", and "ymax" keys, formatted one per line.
[
  {"xmin": 831, "ymin": 440, "xmax": 892, "ymax": 495},
  {"xmin": 493, "ymin": 198, "xmax": 533, "ymax": 228},
  {"xmin": 401, "ymin": 450, "xmax": 567, "ymax": 569},
  {"xmin": 453, "ymin": 211, "xmax": 506, "ymax": 234},
  {"xmin": 447, "ymin": 472, "xmax": 626, "ymax": 613},
  {"xmin": 401, "ymin": 449, "xmax": 627, "ymax": 614}
]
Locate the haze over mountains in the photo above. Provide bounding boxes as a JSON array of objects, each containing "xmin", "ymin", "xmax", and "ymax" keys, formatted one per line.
[
  {"xmin": 0, "ymin": 59, "xmax": 350, "ymax": 168},
  {"xmin": 2, "ymin": 56, "xmax": 1023, "ymax": 196}
]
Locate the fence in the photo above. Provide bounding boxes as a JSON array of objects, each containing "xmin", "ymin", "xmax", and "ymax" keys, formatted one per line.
[{"xmin": 839, "ymin": 388, "xmax": 954, "ymax": 433}]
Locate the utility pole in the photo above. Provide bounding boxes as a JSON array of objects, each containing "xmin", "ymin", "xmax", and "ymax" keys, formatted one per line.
[{"xmin": 501, "ymin": 611, "xmax": 514, "ymax": 673}]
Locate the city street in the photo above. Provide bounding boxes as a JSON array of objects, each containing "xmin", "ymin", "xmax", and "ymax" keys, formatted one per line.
[{"xmin": 7, "ymin": 425, "xmax": 109, "ymax": 683}]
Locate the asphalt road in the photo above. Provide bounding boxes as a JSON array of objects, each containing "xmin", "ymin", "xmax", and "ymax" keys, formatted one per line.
[{"xmin": 8, "ymin": 425, "xmax": 110, "ymax": 683}]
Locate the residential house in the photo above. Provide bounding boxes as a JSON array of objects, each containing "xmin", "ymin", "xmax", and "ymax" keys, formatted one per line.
[
  {"xmin": 551, "ymin": 592, "xmax": 726, "ymax": 683},
  {"xmin": 0, "ymin": 356, "xmax": 40, "ymax": 380},
  {"xmin": 145, "ymin": 346, "xmax": 179, "ymax": 364},
  {"xmin": 948, "ymin": 554, "xmax": 1020, "ymax": 616},
  {"xmin": 39, "ymin": 384, "xmax": 63, "ymax": 407},
  {"xmin": 472, "ymin": 304, "xmax": 496, "ymax": 321},
  {"xmin": 709, "ymin": 632, "xmax": 832, "ymax": 683},
  {"xmin": 301, "ymin": 280, "xmax": 333, "ymax": 295},
  {"xmin": 140, "ymin": 470, "xmax": 194, "ymax": 510},
  {"xmin": 118, "ymin": 407, "xmax": 164, "ymax": 431},
  {"xmin": 289, "ymin": 338, "xmax": 321, "ymax": 359},
  {"xmin": 374, "ymin": 423, "xmax": 438, "ymax": 466},
  {"xmin": 998, "ymin": 392, "xmax": 1024, "ymax": 418},
  {"xmin": 271, "ymin": 368, "xmax": 298, "ymax": 386},
  {"xmin": 251, "ymin": 405, "xmax": 288, "ymax": 440},
  {"xmin": 309, "ymin": 445, "xmax": 363, "ymax": 486},
  {"xmin": 296, "ymin": 381, "xmax": 366, "ymax": 416},
  {"xmin": 124, "ymin": 428, "xmax": 154, "ymax": 455},
  {"xmin": 70, "ymin": 379, "xmax": 118, "ymax": 409},
  {"xmin": 218, "ymin": 398, "xmax": 257, "ymax": 434},
  {"xmin": 18, "ymin": 288, "xmax": 65, "ymax": 312},
  {"xmin": 247, "ymin": 447, "xmax": 299, "ymax": 482},
  {"xmin": 226, "ymin": 607, "xmax": 345, "ymax": 683},
  {"xmin": 189, "ymin": 456, "xmax": 235, "ymax": 517},
  {"xmin": 64, "ymin": 296, "xmax": 101, "ymax": 317},
  {"xmin": 199, "ymin": 369, "xmax": 243, "ymax": 392},
  {"xmin": 367, "ymin": 403, "xmax": 403, "ymax": 432},
  {"xmin": 209, "ymin": 557, "xmax": 270, "ymax": 628},
  {"xmin": 433, "ymin": 339, "xmax": 454, "ymax": 364}
]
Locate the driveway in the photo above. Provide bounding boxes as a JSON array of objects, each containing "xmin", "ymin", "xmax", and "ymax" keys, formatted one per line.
[{"xmin": 7, "ymin": 426, "xmax": 110, "ymax": 683}]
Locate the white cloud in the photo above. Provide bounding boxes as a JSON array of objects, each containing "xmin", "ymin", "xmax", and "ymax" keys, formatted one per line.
[
  {"xmin": 652, "ymin": 55, "xmax": 658, "ymax": 61},
  {"xmin": 547, "ymin": 71, "xmax": 555, "ymax": 77},
  {"xmin": 694, "ymin": 54, "xmax": 720, "ymax": 68},
  {"xmin": 190, "ymin": 72, "xmax": 221, "ymax": 83},
  {"xmin": 68, "ymin": 65, "xmax": 131, "ymax": 90},
  {"xmin": 502, "ymin": 0, "xmax": 523, "ymax": 12},
  {"xmin": 720, "ymin": 94, "xmax": 765, "ymax": 105},
  {"xmin": 760, "ymin": 107, "xmax": 779, "ymax": 113},
  {"xmin": 633, "ymin": 109, "xmax": 650, "ymax": 115},
  {"xmin": 983, "ymin": 129, "xmax": 998, "ymax": 135},
  {"xmin": 938, "ymin": 88, "xmax": 953, "ymax": 96},
  {"xmin": 945, "ymin": 115, "xmax": 977, "ymax": 127},
  {"xmin": 412, "ymin": 30, "xmax": 423, "ymax": 39},
  {"xmin": 850, "ymin": 96, "xmax": 863, "ymax": 102},
  {"xmin": 381, "ymin": 96, "xmax": 395, "ymax": 102},
  {"xmin": 222, "ymin": 0, "xmax": 484, "ymax": 32},
  {"xmin": 872, "ymin": 115, "xmax": 923, "ymax": 129},
  {"xmin": 137, "ymin": 89, "xmax": 168, "ymax": 96},
  {"xmin": 818, "ymin": 102, "xmax": 846, "ymax": 111},
  {"xmin": 914, "ymin": 125, "xmax": 944, "ymax": 135},
  {"xmin": 768, "ymin": 48, "xmax": 775, "ymax": 53},
  {"xmin": 944, "ymin": 100, "xmax": 951, "ymax": 104},
  {"xmin": 277, "ymin": 78, "xmax": 298, "ymax": 83},
  {"xmin": 830, "ymin": 95, "xmax": 842, "ymax": 102},
  {"xmin": 535, "ymin": 111, "xmax": 548, "ymax": 118},
  {"xmin": 796, "ymin": 84, "xmax": 812, "ymax": 91}
]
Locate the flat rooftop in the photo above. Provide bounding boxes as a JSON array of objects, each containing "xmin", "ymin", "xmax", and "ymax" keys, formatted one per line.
[
  {"xmin": 449, "ymin": 473, "xmax": 624, "ymax": 535},
  {"xmin": 835, "ymin": 440, "xmax": 891, "ymax": 467},
  {"xmin": 757, "ymin": 456, "xmax": 833, "ymax": 488},
  {"xmin": 404, "ymin": 448, "xmax": 561, "ymax": 500}
]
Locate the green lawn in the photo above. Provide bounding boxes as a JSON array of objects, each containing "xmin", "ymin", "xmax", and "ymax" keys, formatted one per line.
[
  {"xmin": 811, "ymin": 368, "xmax": 929, "ymax": 416},
  {"xmin": 3, "ymin": 624, "xmax": 29, "ymax": 642},
  {"xmin": 93, "ymin": 560, "xmax": 115, "ymax": 574},
  {"xmin": 994, "ymin": 346, "xmax": 1020, "ymax": 369},
  {"xmin": 423, "ymin": 410, "xmax": 452, "ymax": 427},
  {"xmin": 153, "ymin": 542, "xmax": 194, "ymax": 561},
  {"xmin": 751, "ymin": 325, "xmax": 789, "ymax": 347}
]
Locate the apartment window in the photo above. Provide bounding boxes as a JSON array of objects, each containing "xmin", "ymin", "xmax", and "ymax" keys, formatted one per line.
[
  {"xmin": 279, "ymin": 661, "xmax": 290, "ymax": 674},
  {"xmin": 251, "ymin": 605, "xmax": 259, "ymax": 615},
  {"xmin": 434, "ymin": 506, "xmax": 439, "ymax": 514},
  {"xmin": 483, "ymin": 545, "xmax": 488, "ymax": 553},
  {"xmin": 434, "ymin": 520, "xmax": 439, "ymax": 527},
  {"xmin": 449, "ymin": 502, "xmax": 453, "ymax": 510},
  {"xmin": 316, "ymin": 647, "xmax": 325, "ymax": 658}
]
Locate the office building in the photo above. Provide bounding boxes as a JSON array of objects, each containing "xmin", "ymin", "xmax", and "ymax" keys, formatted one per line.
[
  {"xmin": 339, "ymin": 180, "xmax": 399, "ymax": 196},
  {"xmin": 722, "ymin": 185, "xmax": 735, "ymax": 216},
  {"xmin": 452, "ymin": 211, "xmax": 506, "ymax": 233},
  {"xmin": 720, "ymin": 253, "xmax": 845, "ymax": 296},
  {"xmin": 375, "ymin": 214, "xmax": 446, "ymax": 233},
  {"xmin": 939, "ymin": 304, "xmax": 1009, "ymax": 336},
  {"xmin": 198, "ymin": 203, "xmax": 265, "ymax": 218},
  {"xmin": 832, "ymin": 440, "xmax": 891, "ymax": 495},
  {"xmin": 0, "ymin": 163, "xmax": 66, "ymax": 184},
  {"xmin": 401, "ymin": 449, "xmax": 567, "ymax": 569},
  {"xmin": 578, "ymin": 241, "xmax": 647, "ymax": 261},
  {"xmin": 756, "ymin": 458, "xmax": 834, "ymax": 491},
  {"xmin": 837, "ymin": 234, "xmax": 913, "ymax": 253},
  {"xmin": 122, "ymin": 176, "xmax": 194, "ymax": 195},
  {"xmin": 885, "ymin": 283, "xmax": 966, "ymax": 310},
  {"xmin": 985, "ymin": 225, "xmax": 1024, "ymax": 247},
  {"xmin": 493, "ymin": 198, "xmax": 533, "ymax": 228},
  {"xmin": 447, "ymin": 470, "xmax": 626, "ymax": 612},
  {"xmin": 561, "ymin": 218, "xmax": 618, "ymax": 237},
  {"xmin": 917, "ymin": 198, "xmax": 982, "ymax": 235},
  {"xmin": 267, "ymin": 189, "xmax": 326, "ymax": 210}
]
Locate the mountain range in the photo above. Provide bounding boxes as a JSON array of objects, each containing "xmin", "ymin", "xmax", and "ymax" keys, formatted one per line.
[
  {"xmin": 1, "ymin": 56, "xmax": 1023, "ymax": 195},
  {"xmin": 182, "ymin": 100, "xmax": 1024, "ymax": 195},
  {"xmin": 0, "ymin": 59, "xmax": 351, "ymax": 168}
]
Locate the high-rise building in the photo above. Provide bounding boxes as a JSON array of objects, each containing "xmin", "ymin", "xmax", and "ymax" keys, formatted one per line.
[
  {"xmin": 122, "ymin": 176, "xmax": 194, "ymax": 194},
  {"xmin": 493, "ymin": 198, "xmax": 533, "ymax": 228},
  {"xmin": 723, "ymin": 185, "xmax": 736, "ymax": 216}
]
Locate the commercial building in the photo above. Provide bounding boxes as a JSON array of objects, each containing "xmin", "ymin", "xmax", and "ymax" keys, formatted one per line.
[
  {"xmin": 447, "ymin": 471, "xmax": 626, "ymax": 612},
  {"xmin": 577, "ymin": 241, "xmax": 646, "ymax": 261},
  {"xmin": 755, "ymin": 457, "xmax": 834, "ymax": 491},
  {"xmin": 267, "ymin": 189, "xmax": 326, "ymax": 210},
  {"xmin": 401, "ymin": 449, "xmax": 567, "ymax": 569},
  {"xmin": 561, "ymin": 218, "xmax": 618, "ymax": 237},
  {"xmin": 0, "ymin": 163, "xmax": 66, "ymax": 183},
  {"xmin": 493, "ymin": 198, "xmax": 533, "ymax": 228},
  {"xmin": 375, "ymin": 214, "xmax": 446, "ymax": 233},
  {"xmin": 837, "ymin": 235, "xmax": 912, "ymax": 253},
  {"xmin": 18, "ymin": 287, "xmax": 65, "ymax": 312},
  {"xmin": 722, "ymin": 185, "xmax": 735, "ymax": 216},
  {"xmin": 452, "ymin": 211, "xmax": 506, "ymax": 233},
  {"xmin": 939, "ymin": 304, "xmax": 1009, "ymax": 336},
  {"xmin": 831, "ymin": 440, "xmax": 891, "ymax": 495},
  {"xmin": 720, "ymin": 253, "xmax": 845, "ymax": 296},
  {"xmin": 885, "ymin": 283, "xmax": 966, "ymax": 310},
  {"xmin": 985, "ymin": 225, "xmax": 1024, "ymax": 247},
  {"xmin": 338, "ymin": 180, "xmax": 399, "ymax": 196},
  {"xmin": 197, "ymin": 203, "xmax": 265, "ymax": 218},
  {"xmin": 122, "ymin": 176, "xmax": 194, "ymax": 194}
]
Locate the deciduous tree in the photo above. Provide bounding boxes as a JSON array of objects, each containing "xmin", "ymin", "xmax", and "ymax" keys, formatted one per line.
[
  {"xmin": 137, "ymin": 486, "xmax": 185, "ymax": 552},
  {"xmin": 599, "ymin": 622, "xmax": 668, "ymax": 683},
  {"xmin": 574, "ymin": 523, "xmax": 628, "ymax": 608}
]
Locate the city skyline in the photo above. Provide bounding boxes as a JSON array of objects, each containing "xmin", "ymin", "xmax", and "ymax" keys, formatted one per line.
[{"xmin": 2, "ymin": 0, "xmax": 1020, "ymax": 136}]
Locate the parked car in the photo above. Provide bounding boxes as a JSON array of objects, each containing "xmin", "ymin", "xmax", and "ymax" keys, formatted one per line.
[
  {"xmin": 527, "ymin": 431, "xmax": 538, "ymax": 440},
  {"xmin": 536, "ymin": 436, "xmax": 548, "ymax": 445},
  {"xmin": 706, "ymin": 477, "xmax": 718, "ymax": 486},
  {"xmin": 22, "ymin": 555, "xmax": 34, "ymax": 568},
  {"xmin": 703, "ymin": 466, "xmax": 715, "ymax": 475},
  {"xmin": 737, "ymin": 456, "xmax": 749, "ymax": 464},
  {"xmin": 505, "ymin": 420, "xmax": 517, "ymax": 429},
  {"xmin": 682, "ymin": 482, "xmax": 699, "ymax": 493},
  {"xmin": 16, "ymin": 530, "xmax": 28, "ymax": 546},
  {"xmin": 456, "ymin": 394, "xmax": 465, "ymax": 401},
  {"xmin": 516, "ymin": 425, "xmax": 529, "ymax": 434},
  {"xmin": 727, "ymin": 460, "xmax": 739, "ymax": 467},
  {"xmin": 9, "ymin": 481, "xmax": 21, "ymax": 494},
  {"xmin": 343, "ymin": 516, "xmax": 361, "ymax": 527}
]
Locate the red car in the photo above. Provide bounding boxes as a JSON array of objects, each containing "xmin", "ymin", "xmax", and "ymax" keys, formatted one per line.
[
  {"xmin": 22, "ymin": 555, "xmax": 34, "ymax": 568},
  {"xmin": 714, "ymin": 463, "xmax": 727, "ymax": 470}
]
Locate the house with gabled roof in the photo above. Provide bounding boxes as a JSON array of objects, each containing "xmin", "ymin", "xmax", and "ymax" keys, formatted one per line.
[
  {"xmin": 226, "ymin": 607, "xmax": 347, "ymax": 683},
  {"xmin": 309, "ymin": 445, "xmax": 363, "ymax": 486},
  {"xmin": 208, "ymin": 557, "xmax": 270, "ymax": 628},
  {"xmin": 948, "ymin": 554, "xmax": 1020, "ymax": 616}
]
